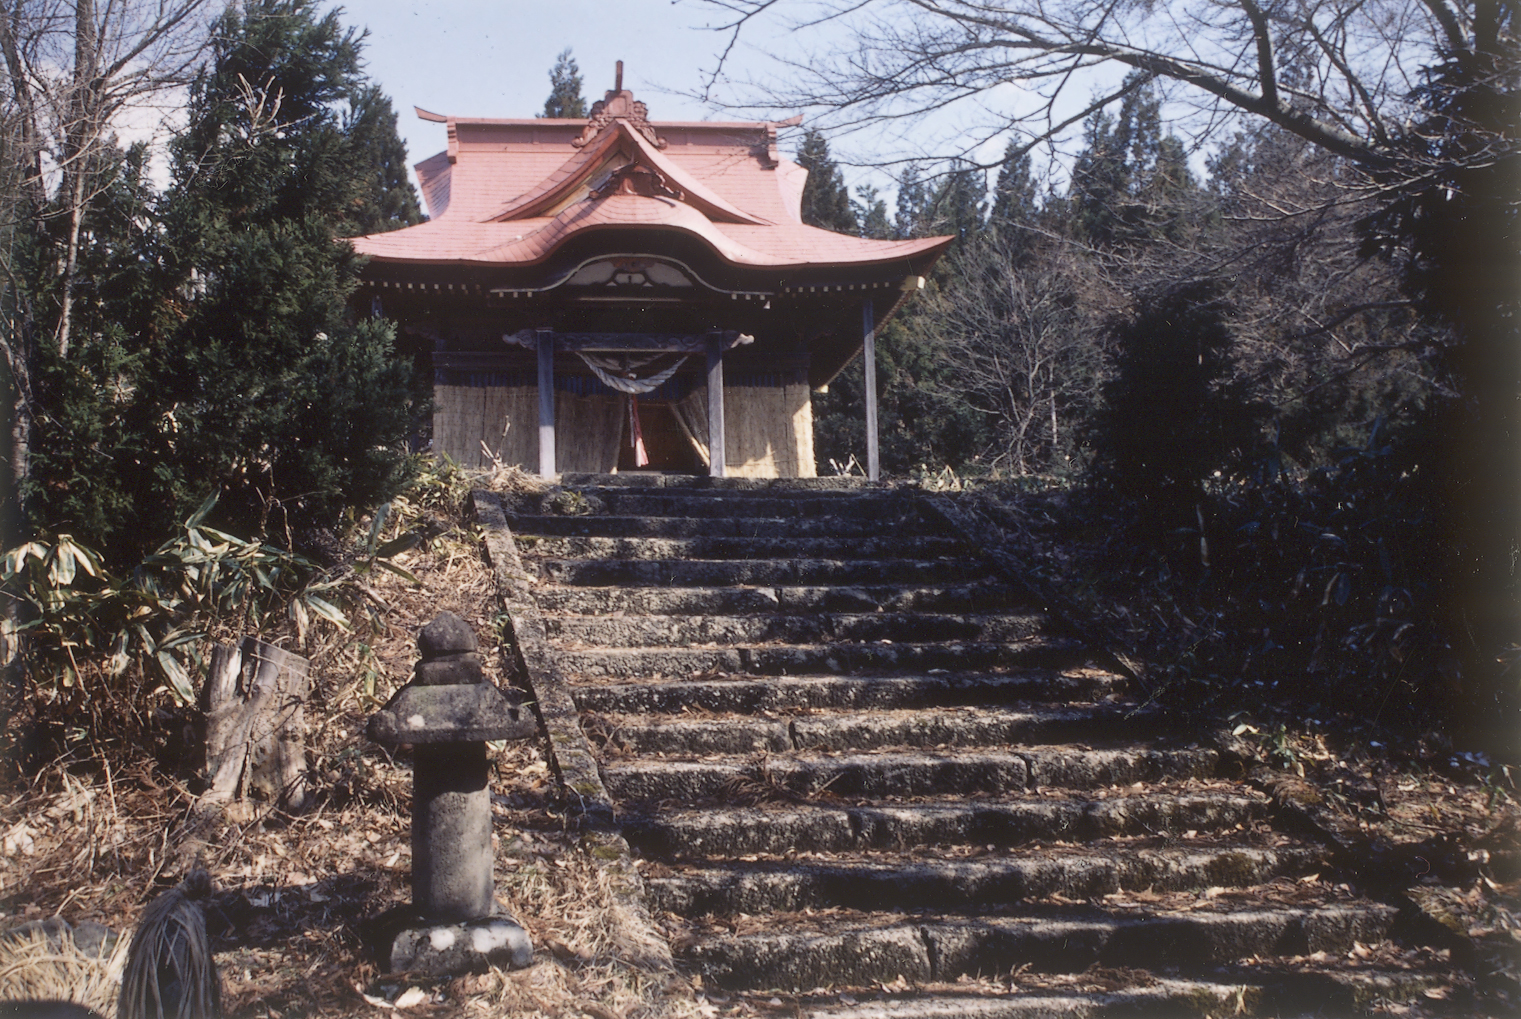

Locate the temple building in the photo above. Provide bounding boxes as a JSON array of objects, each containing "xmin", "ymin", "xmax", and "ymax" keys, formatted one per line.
[{"xmin": 351, "ymin": 69, "xmax": 952, "ymax": 479}]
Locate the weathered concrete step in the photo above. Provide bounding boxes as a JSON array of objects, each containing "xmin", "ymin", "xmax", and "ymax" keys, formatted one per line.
[
  {"xmin": 560, "ymin": 473, "xmax": 871, "ymax": 491},
  {"xmin": 602, "ymin": 746, "xmax": 1219, "ymax": 803},
  {"xmin": 584, "ymin": 491, "xmax": 917, "ymax": 519},
  {"xmin": 685, "ymin": 902, "xmax": 1400, "ymax": 991},
  {"xmin": 534, "ymin": 582, "xmax": 1030, "ymax": 617},
  {"xmin": 648, "ymin": 846, "xmax": 1320, "ymax": 916},
  {"xmin": 623, "ymin": 793, "xmax": 1268, "ymax": 857},
  {"xmin": 798, "ymin": 968, "xmax": 1451, "ymax": 1019},
  {"xmin": 538, "ymin": 557, "xmax": 992, "ymax": 587},
  {"xmin": 590, "ymin": 705, "xmax": 1158, "ymax": 756},
  {"xmin": 797, "ymin": 983, "xmax": 1257, "ymax": 1019},
  {"xmin": 516, "ymin": 534, "xmax": 966, "ymax": 561},
  {"xmin": 549, "ymin": 612, "xmax": 1049, "ymax": 649},
  {"xmin": 507, "ymin": 513, "xmax": 933, "ymax": 539},
  {"xmin": 572, "ymin": 671, "xmax": 1126, "ymax": 714},
  {"xmin": 557, "ymin": 638, "xmax": 1087, "ymax": 680}
]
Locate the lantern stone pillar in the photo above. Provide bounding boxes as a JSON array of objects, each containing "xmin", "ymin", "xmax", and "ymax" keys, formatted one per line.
[{"xmin": 364, "ymin": 612, "xmax": 538, "ymax": 974}]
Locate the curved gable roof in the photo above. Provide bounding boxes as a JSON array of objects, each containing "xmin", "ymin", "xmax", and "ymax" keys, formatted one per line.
[
  {"xmin": 353, "ymin": 92, "xmax": 952, "ymax": 273},
  {"xmin": 488, "ymin": 119, "xmax": 771, "ymax": 227}
]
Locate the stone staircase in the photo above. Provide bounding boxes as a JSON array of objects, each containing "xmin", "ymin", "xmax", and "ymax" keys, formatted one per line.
[{"xmin": 489, "ymin": 475, "xmax": 1458, "ymax": 1017}]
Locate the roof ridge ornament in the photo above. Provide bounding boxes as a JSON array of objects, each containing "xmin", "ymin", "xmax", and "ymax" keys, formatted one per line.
[{"xmin": 572, "ymin": 60, "xmax": 666, "ymax": 150}]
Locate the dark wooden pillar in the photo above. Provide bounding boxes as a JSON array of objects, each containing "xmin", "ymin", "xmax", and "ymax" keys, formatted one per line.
[
  {"xmin": 537, "ymin": 329, "xmax": 555, "ymax": 477},
  {"xmin": 862, "ymin": 298, "xmax": 879, "ymax": 481},
  {"xmin": 706, "ymin": 334, "xmax": 726, "ymax": 478}
]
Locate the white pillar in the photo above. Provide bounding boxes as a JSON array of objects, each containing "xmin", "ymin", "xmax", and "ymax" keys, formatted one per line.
[
  {"xmin": 863, "ymin": 299, "xmax": 879, "ymax": 482},
  {"xmin": 537, "ymin": 330, "xmax": 555, "ymax": 478},
  {"xmin": 706, "ymin": 334, "xmax": 726, "ymax": 478}
]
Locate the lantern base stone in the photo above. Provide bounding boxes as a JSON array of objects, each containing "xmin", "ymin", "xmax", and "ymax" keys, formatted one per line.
[{"xmin": 363, "ymin": 906, "xmax": 533, "ymax": 975}]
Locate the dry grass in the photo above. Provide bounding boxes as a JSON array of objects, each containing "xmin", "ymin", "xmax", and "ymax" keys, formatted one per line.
[
  {"xmin": 0, "ymin": 927, "xmax": 125, "ymax": 1014},
  {"xmin": 0, "ymin": 467, "xmax": 709, "ymax": 1017}
]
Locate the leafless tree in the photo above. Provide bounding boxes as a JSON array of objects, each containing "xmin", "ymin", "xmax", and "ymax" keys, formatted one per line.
[
  {"xmin": 923, "ymin": 233, "xmax": 1113, "ymax": 475},
  {"xmin": 698, "ymin": 1, "xmax": 1514, "ymax": 179},
  {"xmin": 0, "ymin": 0, "xmax": 213, "ymax": 538}
]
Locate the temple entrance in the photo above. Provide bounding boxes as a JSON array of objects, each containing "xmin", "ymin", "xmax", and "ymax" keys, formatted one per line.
[{"xmin": 618, "ymin": 399, "xmax": 703, "ymax": 473}]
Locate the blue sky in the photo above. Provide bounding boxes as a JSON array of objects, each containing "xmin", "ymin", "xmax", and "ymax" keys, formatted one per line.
[
  {"xmin": 339, "ymin": 1, "xmax": 1152, "ymax": 205},
  {"xmin": 347, "ymin": 1, "xmax": 790, "ymax": 181}
]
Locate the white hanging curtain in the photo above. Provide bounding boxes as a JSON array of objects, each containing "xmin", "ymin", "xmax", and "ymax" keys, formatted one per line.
[{"xmin": 671, "ymin": 389, "xmax": 710, "ymax": 467}]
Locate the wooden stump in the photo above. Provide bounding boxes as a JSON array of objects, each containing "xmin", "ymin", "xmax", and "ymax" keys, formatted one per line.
[{"xmin": 201, "ymin": 638, "xmax": 310, "ymax": 811}]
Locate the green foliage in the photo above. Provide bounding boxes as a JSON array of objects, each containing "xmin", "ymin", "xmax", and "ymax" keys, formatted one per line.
[
  {"xmin": 989, "ymin": 141, "xmax": 1039, "ymax": 244},
  {"xmin": 1360, "ymin": 41, "xmax": 1521, "ymax": 697},
  {"xmin": 541, "ymin": 49, "xmax": 587, "ymax": 118},
  {"xmin": 1178, "ymin": 422, "xmax": 1452, "ymax": 724},
  {"xmin": 813, "ymin": 309, "xmax": 988, "ymax": 476},
  {"xmin": 1092, "ymin": 281, "xmax": 1263, "ymax": 515},
  {"xmin": 23, "ymin": 0, "xmax": 425, "ymax": 560},
  {"xmin": 893, "ymin": 163, "xmax": 932, "ymax": 239},
  {"xmin": 1, "ymin": 496, "xmax": 352, "ymax": 706},
  {"xmin": 1069, "ymin": 73, "xmax": 1196, "ymax": 248},
  {"xmin": 924, "ymin": 163, "xmax": 986, "ymax": 248},
  {"xmin": 796, "ymin": 128, "xmax": 858, "ymax": 234},
  {"xmin": 345, "ymin": 85, "xmax": 426, "ymax": 234},
  {"xmin": 852, "ymin": 184, "xmax": 893, "ymax": 240}
]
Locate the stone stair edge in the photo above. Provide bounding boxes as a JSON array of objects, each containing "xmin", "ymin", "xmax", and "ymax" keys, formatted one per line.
[
  {"xmin": 682, "ymin": 902, "xmax": 1402, "ymax": 990},
  {"xmin": 792, "ymin": 965, "xmax": 1454, "ymax": 1019},
  {"xmin": 558, "ymin": 472, "xmax": 883, "ymax": 490},
  {"xmin": 569, "ymin": 671, "xmax": 1127, "ymax": 715},
  {"xmin": 468, "ymin": 489, "xmax": 676, "ymax": 973}
]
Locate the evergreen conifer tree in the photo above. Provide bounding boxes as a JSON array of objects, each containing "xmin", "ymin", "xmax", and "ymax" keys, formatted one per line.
[
  {"xmin": 1068, "ymin": 73, "xmax": 1197, "ymax": 248},
  {"xmin": 927, "ymin": 164, "xmax": 986, "ymax": 248},
  {"xmin": 345, "ymin": 85, "xmax": 426, "ymax": 234},
  {"xmin": 26, "ymin": 0, "xmax": 425, "ymax": 557},
  {"xmin": 1093, "ymin": 281, "xmax": 1261, "ymax": 521},
  {"xmin": 893, "ymin": 163, "xmax": 931, "ymax": 239},
  {"xmin": 852, "ymin": 184, "xmax": 893, "ymax": 240},
  {"xmin": 540, "ymin": 49, "xmax": 587, "ymax": 118},
  {"xmin": 989, "ymin": 141, "xmax": 1039, "ymax": 241},
  {"xmin": 795, "ymin": 128, "xmax": 858, "ymax": 234}
]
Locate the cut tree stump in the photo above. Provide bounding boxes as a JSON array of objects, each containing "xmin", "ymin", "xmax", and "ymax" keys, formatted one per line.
[{"xmin": 201, "ymin": 638, "xmax": 310, "ymax": 811}]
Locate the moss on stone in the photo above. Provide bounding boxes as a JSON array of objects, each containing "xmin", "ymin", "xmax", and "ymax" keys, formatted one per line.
[{"xmin": 1206, "ymin": 850, "xmax": 1266, "ymax": 887}]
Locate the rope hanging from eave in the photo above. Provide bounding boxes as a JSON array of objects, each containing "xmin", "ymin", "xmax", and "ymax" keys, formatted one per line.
[{"xmin": 575, "ymin": 351, "xmax": 688, "ymax": 394}]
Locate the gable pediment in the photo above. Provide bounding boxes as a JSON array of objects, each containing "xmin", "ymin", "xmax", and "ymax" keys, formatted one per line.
[{"xmin": 490, "ymin": 119, "xmax": 770, "ymax": 227}]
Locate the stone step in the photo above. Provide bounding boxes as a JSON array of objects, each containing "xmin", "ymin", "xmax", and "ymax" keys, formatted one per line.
[
  {"xmin": 548, "ymin": 612, "xmax": 1050, "ymax": 649},
  {"xmin": 556, "ymin": 638, "xmax": 1089, "ymax": 680},
  {"xmin": 583, "ymin": 491, "xmax": 917, "ymax": 519},
  {"xmin": 589, "ymin": 705, "xmax": 1160, "ymax": 756},
  {"xmin": 602, "ymin": 746, "xmax": 1219, "ymax": 803},
  {"xmin": 507, "ymin": 513, "xmax": 934, "ymax": 539},
  {"xmin": 571, "ymin": 671, "xmax": 1126, "ymax": 715},
  {"xmin": 533, "ymin": 582, "xmax": 1031, "ymax": 617},
  {"xmin": 559, "ymin": 473, "xmax": 871, "ymax": 491},
  {"xmin": 537, "ymin": 556, "xmax": 992, "ymax": 587},
  {"xmin": 515, "ymin": 534, "xmax": 967, "ymax": 561},
  {"xmin": 682, "ymin": 901, "xmax": 1400, "ymax": 991},
  {"xmin": 621, "ymin": 792, "xmax": 1269, "ymax": 857},
  {"xmin": 647, "ymin": 844, "xmax": 1322, "ymax": 916},
  {"xmin": 794, "ymin": 968, "xmax": 1451, "ymax": 1019}
]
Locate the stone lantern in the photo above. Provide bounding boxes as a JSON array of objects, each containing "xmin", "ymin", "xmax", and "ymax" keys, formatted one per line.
[{"xmin": 365, "ymin": 611, "xmax": 537, "ymax": 974}]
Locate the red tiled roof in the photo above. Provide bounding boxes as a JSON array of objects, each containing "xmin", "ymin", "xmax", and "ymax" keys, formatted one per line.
[{"xmin": 352, "ymin": 95, "xmax": 951, "ymax": 273}]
